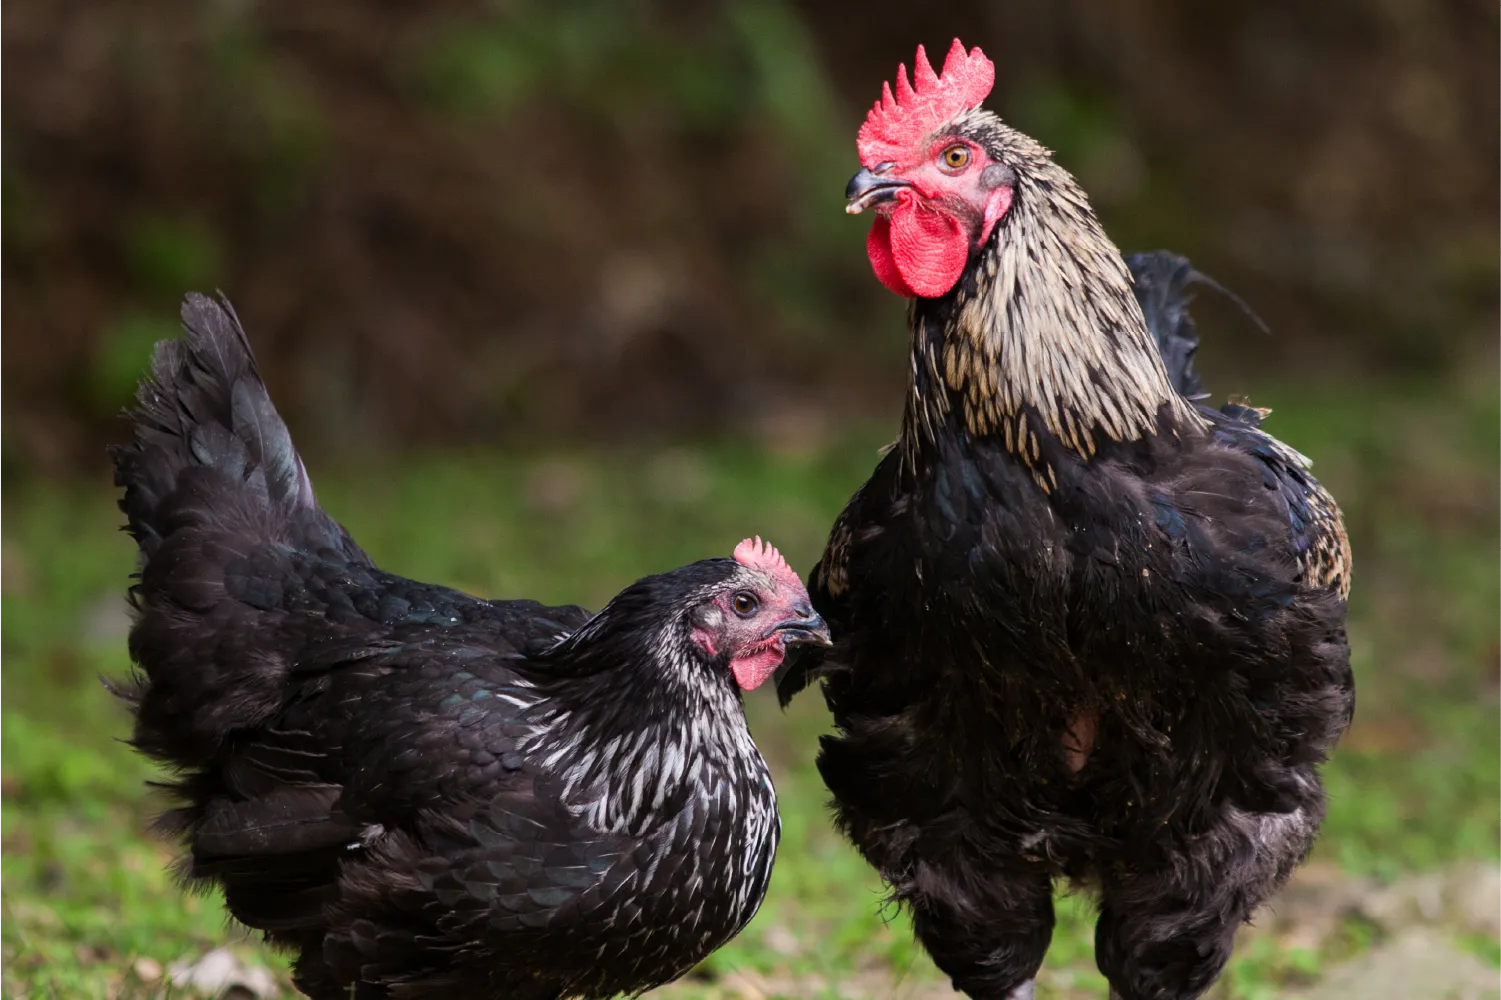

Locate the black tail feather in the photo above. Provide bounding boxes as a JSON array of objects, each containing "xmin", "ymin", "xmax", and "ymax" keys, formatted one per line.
[
  {"xmin": 108, "ymin": 292, "xmax": 365, "ymax": 769},
  {"xmin": 1126, "ymin": 250, "xmax": 1267, "ymax": 400},
  {"xmin": 111, "ymin": 293, "xmax": 318, "ymax": 562}
]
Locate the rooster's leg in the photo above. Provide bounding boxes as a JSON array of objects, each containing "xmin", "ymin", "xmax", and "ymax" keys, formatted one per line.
[
  {"xmin": 1093, "ymin": 785, "xmax": 1321, "ymax": 1000},
  {"xmin": 905, "ymin": 858, "xmax": 1053, "ymax": 1000}
]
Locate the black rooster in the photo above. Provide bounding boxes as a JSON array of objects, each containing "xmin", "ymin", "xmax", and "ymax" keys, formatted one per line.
[
  {"xmin": 110, "ymin": 294, "xmax": 830, "ymax": 999},
  {"xmin": 777, "ymin": 41, "xmax": 1353, "ymax": 1000}
]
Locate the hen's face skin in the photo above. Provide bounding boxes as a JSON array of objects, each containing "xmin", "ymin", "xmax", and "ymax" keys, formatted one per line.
[{"xmin": 687, "ymin": 565, "xmax": 828, "ymax": 691}]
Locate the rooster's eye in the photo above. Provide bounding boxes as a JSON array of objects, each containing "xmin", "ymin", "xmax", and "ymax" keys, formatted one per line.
[
  {"xmin": 731, "ymin": 591, "xmax": 759, "ymax": 617},
  {"xmin": 940, "ymin": 145, "xmax": 970, "ymax": 170}
]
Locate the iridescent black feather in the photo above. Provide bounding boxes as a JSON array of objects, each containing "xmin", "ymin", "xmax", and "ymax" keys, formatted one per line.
[{"xmin": 110, "ymin": 295, "xmax": 781, "ymax": 999}]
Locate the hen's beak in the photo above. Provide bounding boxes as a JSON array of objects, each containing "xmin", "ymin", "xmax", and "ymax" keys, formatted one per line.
[
  {"xmin": 846, "ymin": 166, "xmax": 911, "ymax": 215},
  {"xmin": 770, "ymin": 601, "xmax": 832, "ymax": 647}
]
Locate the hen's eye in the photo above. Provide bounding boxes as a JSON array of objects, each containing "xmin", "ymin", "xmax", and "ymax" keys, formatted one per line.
[
  {"xmin": 941, "ymin": 144, "xmax": 970, "ymax": 170},
  {"xmin": 731, "ymin": 591, "xmax": 759, "ymax": 617}
]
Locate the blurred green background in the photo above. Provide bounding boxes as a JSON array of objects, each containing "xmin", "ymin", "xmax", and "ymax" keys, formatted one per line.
[{"xmin": 3, "ymin": 2, "xmax": 1497, "ymax": 998}]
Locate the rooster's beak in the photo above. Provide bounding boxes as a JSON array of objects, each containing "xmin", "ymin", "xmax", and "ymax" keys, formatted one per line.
[
  {"xmin": 846, "ymin": 166, "xmax": 911, "ymax": 215},
  {"xmin": 770, "ymin": 602, "xmax": 832, "ymax": 647}
]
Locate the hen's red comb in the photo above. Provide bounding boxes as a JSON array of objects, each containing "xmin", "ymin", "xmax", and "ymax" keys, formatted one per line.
[
  {"xmin": 734, "ymin": 536, "xmax": 800, "ymax": 590},
  {"xmin": 857, "ymin": 39, "xmax": 995, "ymax": 168}
]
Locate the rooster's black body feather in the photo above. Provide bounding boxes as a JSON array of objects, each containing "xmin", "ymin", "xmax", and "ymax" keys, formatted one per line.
[{"xmin": 781, "ymin": 247, "xmax": 1352, "ymax": 1000}]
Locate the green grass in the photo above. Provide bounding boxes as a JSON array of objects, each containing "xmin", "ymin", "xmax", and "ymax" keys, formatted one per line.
[{"xmin": 3, "ymin": 378, "xmax": 1497, "ymax": 998}]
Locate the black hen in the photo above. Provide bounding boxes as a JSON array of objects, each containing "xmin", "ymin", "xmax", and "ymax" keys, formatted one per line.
[
  {"xmin": 110, "ymin": 294, "xmax": 830, "ymax": 999},
  {"xmin": 778, "ymin": 41, "xmax": 1353, "ymax": 1000}
]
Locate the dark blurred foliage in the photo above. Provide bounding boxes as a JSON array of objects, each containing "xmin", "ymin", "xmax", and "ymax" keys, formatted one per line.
[{"xmin": 4, "ymin": 0, "xmax": 1496, "ymax": 475}]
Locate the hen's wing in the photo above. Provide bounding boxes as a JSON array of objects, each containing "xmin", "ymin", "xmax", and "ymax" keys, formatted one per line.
[{"xmin": 220, "ymin": 624, "xmax": 654, "ymax": 995}]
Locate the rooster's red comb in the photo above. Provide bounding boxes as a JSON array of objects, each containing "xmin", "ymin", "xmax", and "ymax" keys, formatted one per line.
[
  {"xmin": 734, "ymin": 536, "xmax": 800, "ymax": 590},
  {"xmin": 857, "ymin": 39, "xmax": 995, "ymax": 168}
]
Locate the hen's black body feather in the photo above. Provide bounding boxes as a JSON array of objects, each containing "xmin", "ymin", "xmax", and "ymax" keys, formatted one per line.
[
  {"xmin": 111, "ymin": 295, "xmax": 779, "ymax": 999},
  {"xmin": 780, "ymin": 252, "xmax": 1352, "ymax": 1000}
]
